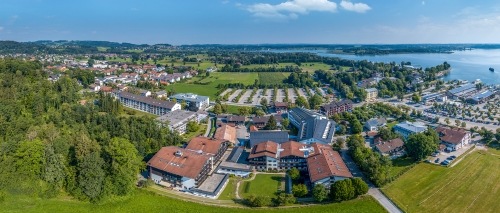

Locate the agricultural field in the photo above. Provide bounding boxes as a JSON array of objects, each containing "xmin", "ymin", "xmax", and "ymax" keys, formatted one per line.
[
  {"xmin": 239, "ymin": 174, "xmax": 284, "ymax": 199},
  {"xmin": 382, "ymin": 148, "xmax": 500, "ymax": 213},
  {"xmin": 257, "ymin": 72, "xmax": 289, "ymax": 85},
  {"xmin": 1, "ymin": 189, "xmax": 385, "ymax": 213},
  {"xmin": 387, "ymin": 157, "xmax": 415, "ymax": 179},
  {"xmin": 240, "ymin": 62, "xmax": 333, "ymax": 73}
]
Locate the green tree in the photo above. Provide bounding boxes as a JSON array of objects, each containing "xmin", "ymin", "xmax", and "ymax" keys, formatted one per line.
[
  {"xmin": 351, "ymin": 119, "xmax": 363, "ymax": 134},
  {"xmin": 308, "ymin": 94, "xmax": 323, "ymax": 110},
  {"xmin": 186, "ymin": 121, "xmax": 200, "ymax": 133},
  {"xmin": 287, "ymin": 167, "xmax": 300, "ymax": 181},
  {"xmin": 405, "ymin": 130, "xmax": 439, "ymax": 161},
  {"xmin": 78, "ymin": 151, "xmax": 105, "ymax": 201},
  {"xmin": 412, "ymin": 93, "xmax": 421, "ymax": 103},
  {"xmin": 330, "ymin": 179, "xmax": 354, "ymax": 201},
  {"xmin": 238, "ymin": 107, "xmax": 250, "ymax": 116},
  {"xmin": 292, "ymin": 184, "xmax": 308, "ymax": 197},
  {"xmin": 263, "ymin": 115, "xmax": 278, "ymax": 130},
  {"xmin": 15, "ymin": 139, "xmax": 45, "ymax": 179},
  {"xmin": 351, "ymin": 178, "xmax": 368, "ymax": 196},
  {"xmin": 295, "ymin": 96, "xmax": 309, "ymax": 109},
  {"xmin": 213, "ymin": 103, "xmax": 223, "ymax": 115},
  {"xmin": 281, "ymin": 118, "xmax": 290, "ymax": 130},
  {"xmin": 104, "ymin": 138, "xmax": 142, "ymax": 196},
  {"xmin": 274, "ymin": 192, "xmax": 296, "ymax": 206},
  {"xmin": 43, "ymin": 144, "xmax": 66, "ymax": 197},
  {"xmin": 312, "ymin": 184, "xmax": 329, "ymax": 202}
]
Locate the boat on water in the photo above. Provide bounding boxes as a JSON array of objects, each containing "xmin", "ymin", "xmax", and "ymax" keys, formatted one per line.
[{"xmin": 489, "ymin": 67, "xmax": 494, "ymax": 72}]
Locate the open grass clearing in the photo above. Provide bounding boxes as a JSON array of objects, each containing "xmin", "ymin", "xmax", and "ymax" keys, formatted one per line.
[
  {"xmin": 218, "ymin": 178, "xmax": 238, "ymax": 200},
  {"xmin": 1, "ymin": 189, "xmax": 385, "ymax": 213},
  {"xmin": 239, "ymin": 174, "xmax": 284, "ymax": 199},
  {"xmin": 382, "ymin": 148, "xmax": 500, "ymax": 213}
]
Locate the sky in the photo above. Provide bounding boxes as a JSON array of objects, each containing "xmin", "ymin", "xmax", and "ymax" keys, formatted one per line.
[{"xmin": 0, "ymin": 0, "xmax": 500, "ymax": 44}]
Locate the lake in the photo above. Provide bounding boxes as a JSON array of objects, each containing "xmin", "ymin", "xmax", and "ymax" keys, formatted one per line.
[{"xmin": 268, "ymin": 49, "xmax": 500, "ymax": 85}]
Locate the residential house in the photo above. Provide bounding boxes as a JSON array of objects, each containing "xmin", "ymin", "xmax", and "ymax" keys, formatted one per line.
[
  {"xmin": 436, "ymin": 126, "xmax": 471, "ymax": 151},
  {"xmin": 88, "ymin": 84, "xmax": 101, "ymax": 92},
  {"xmin": 307, "ymin": 143, "xmax": 353, "ymax": 187},
  {"xmin": 364, "ymin": 118, "xmax": 387, "ymax": 132},
  {"xmin": 365, "ymin": 88, "xmax": 378, "ymax": 102},
  {"xmin": 320, "ymin": 100, "xmax": 353, "ymax": 116},
  {"xmin": 227, "ymin": 115, "xmax": 246, "ymax": 125},
  {"xmin": 375, "ymin": 138, "xmax": 405, "ymax": 158},
  {"xmin": 274, "ymin": 102, "xmax": 289, "ymax": 113},
  {"xmin": 251, "ymin": 115, "xmax": 283, "ymax": 129}
]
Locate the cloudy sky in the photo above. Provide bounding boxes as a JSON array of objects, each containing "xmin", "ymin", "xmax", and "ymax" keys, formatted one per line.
[{"xmin": 0, "ymin": 0, "xmax": 499, "ymax": 44}]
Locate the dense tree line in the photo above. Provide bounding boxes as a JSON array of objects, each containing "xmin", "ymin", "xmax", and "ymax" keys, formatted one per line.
[
  {"xmin": 0, "ymin": 59, "xmax": 181, "ymax": 202},
  {"xmin": 347, "ymin": 134, "xmax": 391, "ymax": 186}
]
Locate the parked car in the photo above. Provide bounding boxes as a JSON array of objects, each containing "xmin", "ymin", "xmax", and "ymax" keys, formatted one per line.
[
  {"xmin": 435, "ymin": 158, "xmax": 440, "ymax": 163},
  {"xmin": 440, "ymin": 161, "xmax": 449, "ymax": 166},
  {"xmin": 432, "ymin": 152, "xmax": 439, "ymax": 157},
  {"xmin": 450, "ymin": 155, "xmax": 457, "ymax": 159},
  {"xmin": 447, "ymin": 157, "xmax": 454, "ymax": 161}
]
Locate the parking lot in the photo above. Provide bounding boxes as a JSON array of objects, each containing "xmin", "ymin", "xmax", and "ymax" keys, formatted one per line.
[{"xmin": 428, "ymin": 143, "xmax": 475, "ymax": 166}]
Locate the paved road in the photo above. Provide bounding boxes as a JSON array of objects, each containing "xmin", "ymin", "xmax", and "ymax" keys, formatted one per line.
[
  {"xmin": 204, "ymin": 117, "xmax": 214, "ymax": 137},
  {"xmin": 340, "ymin": 149, "xmax": 403, "ymax": 213}
]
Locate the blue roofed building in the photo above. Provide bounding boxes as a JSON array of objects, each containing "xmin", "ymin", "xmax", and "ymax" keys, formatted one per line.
[
  {"xmin": 393, "ymin": 121, "xmax": 427, "ymax": 139},
  {"xmin": 466, "ymin": 90, "xmax": 496, "ymax": 104}
]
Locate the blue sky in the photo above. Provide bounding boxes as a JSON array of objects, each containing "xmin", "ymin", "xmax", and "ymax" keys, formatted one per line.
[{"xmin": 0, "ymin": 0, "xmax": 499, "ymax": 44}]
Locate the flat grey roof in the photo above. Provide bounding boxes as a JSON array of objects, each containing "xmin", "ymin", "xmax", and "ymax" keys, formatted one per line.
[
  {"xmin": 194, "ymin": 173, "xmax": 228, "ymax": 194},
  {"xmin": 218, "ymin": 161, "xmax": 253, "ymax": 172},
  {"xmin": 156, "ymin": 110, "xmax": 196, "ymax": 125},
  {"xmin": 171, "ymin": 93, "xmax": 209, "ymax": 103}
]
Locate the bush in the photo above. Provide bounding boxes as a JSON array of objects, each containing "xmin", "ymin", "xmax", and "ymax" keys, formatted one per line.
[
  {"xmin": 352, "ymin": 178, "xmax": 369, "ymax": 196},
  {"xmin": 292, "ymin": 184, "xmax": 308, "ymax": 198},
  {"xmin": 287, "ymin": 168, "xmax": 300, "ymax": 182},
  {"xmin": 246, "ymin": 195, "xmax": 272, "ymax": 207},
  {"xmin": 273, "ymin": 192, "xmax": 296, "ymax": 206},
  {"xmin": 0, "ymin": 190, "xmax": 5, "ymax": 202},
  {"xmin": 312, "ymin": 184, "xmax": 329, "ymax": 202},
  {"xmin": 330, "ymin": 179, "xmax": 355, "ymax": 202}
]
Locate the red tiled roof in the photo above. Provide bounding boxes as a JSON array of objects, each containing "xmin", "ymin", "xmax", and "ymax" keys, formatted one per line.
[
  {"xmin": 307, "ymin": 143, "xmax": 352, "ymax": 183},
  {"xmin": 147, "ymin": 146, "xmax": 210, "ymax": 179},
  {"xmin": 375, "ymin": 138, "xmax": 404, "ymax": 154},
  {"xmin": 213, "ymin": 124, "xmax": 237, "ymax": 144},
  {"xmin": 186, "ymin": 136, "xmax": 226, "ymax": 156},
  {"xmin": 436, "ymin": 126, "xmax": 468, "ymax": 145},
  {"xmin": 280, "ymin": 141, "xmax": 306, "ymax": 158},
  {"xmin": 248, "ymin": 141, "xmax": 278, "ymax": 159},
  {"xmin": 250, "ymin": 125, "xmax": 259, "ymax": 132}
]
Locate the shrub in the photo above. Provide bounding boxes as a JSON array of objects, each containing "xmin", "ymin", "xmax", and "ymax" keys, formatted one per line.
[
  {"xmin": 245, "ymin": 195, "xmax": 272, "ymax": 207},
  {"xmin": 312, "ymin": 184, "xmax": 329, "ymax": 202},
  {"xmin": 292, "ymin": 184, "xmax": 308, "ymax": 198}
]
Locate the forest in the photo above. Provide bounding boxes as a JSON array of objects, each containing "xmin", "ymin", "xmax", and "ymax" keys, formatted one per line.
[{"xmin": 0, "ymin": 58, "xmax": 182, "ymax": 202}]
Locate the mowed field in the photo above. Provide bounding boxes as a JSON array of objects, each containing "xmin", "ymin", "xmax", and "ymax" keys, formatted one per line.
[
  {"xmin": 240, "ymin": 62, "xmax": 333, "ymax": 73},
  {"xmin": 382, "ymin": 148, "xmax": 500, "ymax": 213},
  {"xmin": 239, "ymin": 174, "xmax": 284, "ymax": 199},
  {"xmin": 166, "ymin": 72, "xmax": 290, "ymax": 99},
  {"xmin": 257, "ymin": 72, "xmax": 289, "ymax": 85},
  {"xmin": 1, "ymin": 188, "xmax": 386, "ymax": 213}
]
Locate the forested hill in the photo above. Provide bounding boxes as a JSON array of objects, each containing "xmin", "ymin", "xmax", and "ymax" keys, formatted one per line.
[{"xmin": 0, "ymin": 58, "xmax": 182, "ymax": 202}]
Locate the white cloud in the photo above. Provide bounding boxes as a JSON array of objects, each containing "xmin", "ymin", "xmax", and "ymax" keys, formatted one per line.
[
  {"xmin": 247, "ymin": 0, "xmax": 338, "ymax": 20},
  {"xmin": 340, "ymin": 0, "xmax": 371, "ymax": 13}
]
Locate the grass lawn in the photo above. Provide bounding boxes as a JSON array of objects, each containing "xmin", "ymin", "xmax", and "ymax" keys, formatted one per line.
[
  {"xmin": 119, "ymin": 108, "xmax": 157, "ymax": 119},
  {"xmin": 240, "ymin": 62, "xmax": 332, "ymax": 73},
  {"xmin": 386, "ymin": 121, "xmax": 398, "ymax": 129},
  {"xmin": 166, "ymin": 72, "xmax": 259, "ymax": 100},
  {"xmin": 239, "ymin": 174, "xmax": 284, "ymax": 198},
  {"xmin": 258, "ymin": 72, "xmax": 289, "ymax": 85},
  {"xmin": 1, "ymin": 189, "xmax": 385, "ymax": 213},
  {"xmin": 218, "ymin": 178, "xmax": 238, "ymax": 200},
  {"xmin": 182, "ymin": 125, "xmax": 207, "ymax": 141},
  {"xmin": 382, "ymin": 149, "xmax": 500, "ymax": 213},
  {"xmin": 225, "ymin": 105, "xmax": 251, "ymax": 115},
  {"xmin": 387, "ymin": 157, "xmax": 415, "ymax": 179}
]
